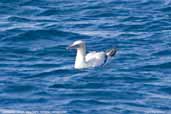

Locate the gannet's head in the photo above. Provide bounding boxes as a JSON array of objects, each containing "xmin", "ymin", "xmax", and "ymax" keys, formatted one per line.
[{"xmin": 67, "ymin": 40, "xmax": 85, "ymax": 49}]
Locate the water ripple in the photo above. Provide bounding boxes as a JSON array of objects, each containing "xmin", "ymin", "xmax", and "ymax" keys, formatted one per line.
[{"xmin": 0, "ymin": 0, "xmax": 171, "ymax": 113}]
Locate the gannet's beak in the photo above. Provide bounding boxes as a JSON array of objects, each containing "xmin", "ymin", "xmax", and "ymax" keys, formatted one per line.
[{"xmin": 66, "ymin": 44, "xmax": 79, "ymax": 50}]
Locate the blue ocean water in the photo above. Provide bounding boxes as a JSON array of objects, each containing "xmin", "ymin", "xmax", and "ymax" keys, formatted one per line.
[{"xmin": 0, "ymin": 0, "xmax": 171, "ymax": 114}]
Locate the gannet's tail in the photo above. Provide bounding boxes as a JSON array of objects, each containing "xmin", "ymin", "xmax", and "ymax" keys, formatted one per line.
[
  {"xmin": 106, "ymin": 48, "xmax": 117, "ymax": 57},
  {"xmin": 102, "ymin": 48, "xmax": 117, "ymax": 66}
]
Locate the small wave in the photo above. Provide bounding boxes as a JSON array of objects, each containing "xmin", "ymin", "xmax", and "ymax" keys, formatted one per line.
[
  {"xmin": 139, "ymin": 62, "xmax": 171, "ymax": 70},
  {"xmin": 1, "ymin": 29, "xmax": 80, "ymax": 42},
  {"xmin": 153, "ymin": 49, "xmax": 171, "ymax": 56}
]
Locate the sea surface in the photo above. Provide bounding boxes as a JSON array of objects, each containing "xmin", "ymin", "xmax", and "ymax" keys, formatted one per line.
[{"xmin": 0, "ymin": 0, "xmax": 171, "ymax": 114}]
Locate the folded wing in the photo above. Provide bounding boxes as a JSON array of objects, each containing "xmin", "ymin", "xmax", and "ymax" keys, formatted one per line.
[{"xmin": 85, "ymin": 51, "xmax": 106, "ymax": 67}]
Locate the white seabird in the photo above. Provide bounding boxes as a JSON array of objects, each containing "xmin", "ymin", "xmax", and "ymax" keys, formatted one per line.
[{"xmin": 67, "ymin": 40, "xmax": 117, "ymax": 69}]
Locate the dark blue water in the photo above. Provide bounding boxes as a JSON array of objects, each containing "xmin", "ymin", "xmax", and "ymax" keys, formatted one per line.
[{"xmin": 0, "ymin": 0, "xmax": 171, "ymax": 114}]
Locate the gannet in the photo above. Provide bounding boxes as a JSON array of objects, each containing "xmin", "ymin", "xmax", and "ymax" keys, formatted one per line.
[{"xmin": 67, "ymin": 40, "xmax": 117, "ymax": 69}]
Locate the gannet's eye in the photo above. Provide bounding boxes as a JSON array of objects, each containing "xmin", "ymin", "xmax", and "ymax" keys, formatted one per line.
[
  {"xmin": 73, "ymin": 44, "xmax": 80, "ymax": 48},
  {"xmin": 67, "ymin": 44, "xmax": 80, "ymax": 49}
]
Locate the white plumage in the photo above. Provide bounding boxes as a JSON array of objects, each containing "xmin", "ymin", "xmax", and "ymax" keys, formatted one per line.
[
  {"xmin": 85, "ymin": 51, "xmax": 106, "ymax": 67},
  {"xmin": 67, "ymin": 40, "xmax": 116, "ymax": 69}
]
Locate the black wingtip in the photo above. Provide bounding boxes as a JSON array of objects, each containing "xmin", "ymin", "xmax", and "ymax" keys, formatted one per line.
[{"xmin": 106, "ymin": 48, "xmax": 117, "ymax": 57}]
